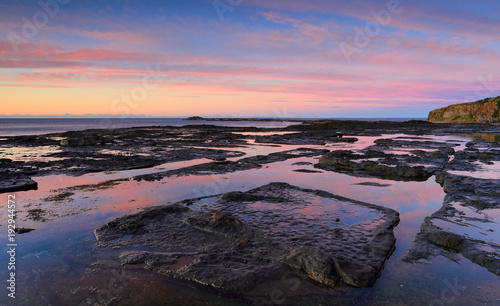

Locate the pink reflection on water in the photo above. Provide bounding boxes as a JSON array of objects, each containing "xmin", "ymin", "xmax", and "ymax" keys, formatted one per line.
[
  {"xmin": 449, "ymin": 161, "xmax": 500, "ymax": 179},
  {"xmin": 15, "ymin": 137, "xmax": 447, "ymax": 247},
  {"xmin": 3, "ymin": 134, "xmax": 499, "ymax": 304},
  {"xmin": 0, "ymin": 145, "xmax": 62, "ymax": 162}
]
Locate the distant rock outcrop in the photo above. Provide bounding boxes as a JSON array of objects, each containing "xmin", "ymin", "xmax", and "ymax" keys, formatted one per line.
[
  {"xmin": 428, "ymin": 96, "xmax": 500, "ymax": 123},
  {"xmin": 184, "ymin": 116, "xmax": 204, "ymax": 120}
]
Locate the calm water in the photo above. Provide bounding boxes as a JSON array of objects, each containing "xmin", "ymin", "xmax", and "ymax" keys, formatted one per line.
[
  {"xmin": 0, "ymin": 131, "xmax": 498, "ymax": 304},
  {"xmin": 0, "ymin": 118, "xmax": 297, "ymax": 136},
  {"xmin": 0, "ymin": 118, "xmax": 425, "ymax": 136}
]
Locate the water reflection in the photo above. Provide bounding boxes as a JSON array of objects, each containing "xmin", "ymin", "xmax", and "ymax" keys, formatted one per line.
[
  {"xmin": 465, "ymin": 134, "xmax": 500, "ymax": 142},
  {"xmin": 0, "ymin": 145, "xmax": 61, "ymax": 162},
  {"xmin": 449, "ymin": 161, "xmax": 500, "ymax": 179},
  {"xmin": 0, "ymin": 134, "xmax": 499, "ymax": 305}
]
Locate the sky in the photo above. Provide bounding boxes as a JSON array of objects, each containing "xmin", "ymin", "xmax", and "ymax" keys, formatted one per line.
[{"xmin": 1, "ymin": 0, "xmax": 500, "ymax": 118}]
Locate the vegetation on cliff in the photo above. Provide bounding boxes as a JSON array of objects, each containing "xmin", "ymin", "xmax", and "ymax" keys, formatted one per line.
[{"xmin": 428, "ymin": 96, "xmax": 500, "ymax": 123}]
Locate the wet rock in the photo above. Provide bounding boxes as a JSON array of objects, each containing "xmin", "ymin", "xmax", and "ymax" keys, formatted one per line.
[
  {"xmin": 425, "ymin": 225, "xmax": 465, "ymax": 249},
  {"xmin": 133, "ymin": 160, "xmax": 259, "ymax": 182},
  {"xmin": 134, "ymin": 148, "xmax": 328, "ymax": 182},
  {"xmin": 218, "ymin": 191, "xmax": 270, "ymax": 202},
  {"xmin": 285, "ymin": 247, "xmax": 338, "ymax": 286},
  {"xmin": 293, "ymin": 169, "xmax": 323, "ymax": 173},
  {"xmin": 95, "ymin": 183, "xmax": 399, "ymax": 291},
  {"xmin": 205, "ymin": 156, "xmax": 226, "ymax": 161},
  {"xmin": 35, "ymin": 147, "xmax": 244, "ymax": 177},
  {"xmin": 317, "ymin": 152, "xmax": 432, "ymax": 181},
  {"xmin": 2, "ymin": 122, "xmax": 500, "ymax": 189},
  {"xmin": 316, "ymin": 137, "xmax": 457, "ymax": 181},
  {"xmin": 15, "ymin": 227, "xmax": 35, "ymax": 234},
  {"xmin": 0, "ymin": 174, "xmax": 38, "ymax": 194},
  {"xmin": 239, "ymin": 148, "xmax": 329, "ymax": 164},
  {"xmin": 404, "ymin": 140, "xmax": 500, "ymax": 276},
  {"xmin": 60, "ymin": 135, "xmax": 105, "ymax": 146},
  {"xmin": 255, "ymin": 133, "xmax": 357, "ymax": 145},
  {"xmin": 291, "ymin": 162, "xmax": 313, "ymax": 166},
  {"xmin": 354, "ymin": 182, "xmax": 392, "ymax": 187},
  {"xmin": 287, "ymin": 119, "xmax": 500, "ymax": 137},
  {"xmin": 404, "ymin": 213, "xmax": 500, "ymax": 276},
  {"xmin": 0, "ymin": 126, "xmax": 251, "ymax": 184}
]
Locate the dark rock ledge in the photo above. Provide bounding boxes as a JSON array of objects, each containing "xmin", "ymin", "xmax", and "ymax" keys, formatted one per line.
[
  {"xmin": 403, "ymin": 141, "xmax": 500, "ymax": 276},
  {"xmin": 316, "ymin": 138, "xmax": 457, "ymax": 181},
  {"xmin": 0, "ymin": 171, "xmax": 38, "ymax": 193}
]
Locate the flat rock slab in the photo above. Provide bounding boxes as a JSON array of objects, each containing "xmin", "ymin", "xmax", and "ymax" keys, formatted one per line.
[{"xmin": 95, "ymin": 183, "xmax": 399, "ymax": 292}]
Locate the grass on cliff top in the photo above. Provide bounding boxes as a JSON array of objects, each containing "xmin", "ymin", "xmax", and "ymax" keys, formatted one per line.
[
  {"xmin": 458, "ymin": 96, "xmax": 500, "ymax": 107},
  {"xmin": 473, "ymin": 96, "xmax": 500, "ymax": 106},
  {"xmin": 433, "ymin": 96, "xmax": 500, "ymax": 111},
  {"xmin": 429, "ymin": 96, "xmax": 500, "ymax": 115}
]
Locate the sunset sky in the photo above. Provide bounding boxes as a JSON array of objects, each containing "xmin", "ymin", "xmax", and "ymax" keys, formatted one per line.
[{"xmin": 1, "ymin": 0, "xmax": 500, "ymax": 118}]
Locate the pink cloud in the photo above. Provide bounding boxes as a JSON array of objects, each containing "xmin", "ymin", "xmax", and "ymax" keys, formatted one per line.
[
  {"xmin": 246, "ymin": 0, "xmax": 500, "ymax": 40},
  {"xmin": 261, "ymin": 11, "xmax": 332, "ymax": 44}
]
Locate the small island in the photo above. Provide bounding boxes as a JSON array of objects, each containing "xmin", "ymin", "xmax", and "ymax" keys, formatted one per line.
[{"xmin": 184, "ymin": 116, "xmax": 205, "ymax": 120}]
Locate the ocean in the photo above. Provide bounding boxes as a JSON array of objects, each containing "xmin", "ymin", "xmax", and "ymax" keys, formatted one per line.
[
  {"xmin": 0, "ymin": 118, "xmax": 293, "ymax": 136},
  {"xmin": 0, "ymin": 118, "xmax": 424, "ymax": 137}
]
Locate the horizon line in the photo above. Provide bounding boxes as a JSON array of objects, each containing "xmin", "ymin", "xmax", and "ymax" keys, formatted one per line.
[{"xmin": 0, "ymin": 115, "xmax": 427, "ymax": 119}]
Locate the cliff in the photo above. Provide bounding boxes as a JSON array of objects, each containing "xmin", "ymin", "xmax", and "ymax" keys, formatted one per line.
[{"xmin": 428, "ymin": 96, "xmax": 500, "ymax": 123}]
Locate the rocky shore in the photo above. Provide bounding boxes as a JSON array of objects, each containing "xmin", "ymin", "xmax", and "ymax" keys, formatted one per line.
[
  {"xmin": 1, "ymin": 119, "xmax": 498, "ymax": 194},
  {"xmin": 1, "ymin": 119, "xmax": 500, "ymax": 296}
]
